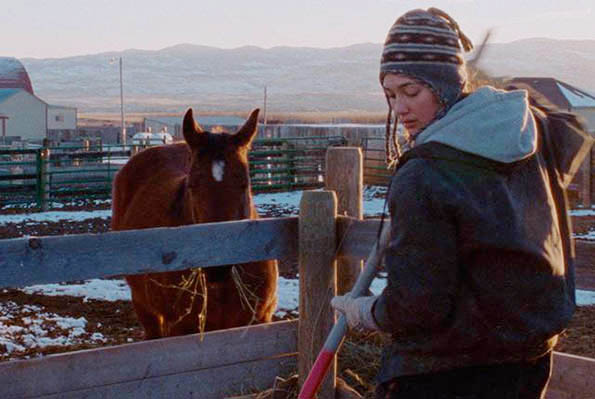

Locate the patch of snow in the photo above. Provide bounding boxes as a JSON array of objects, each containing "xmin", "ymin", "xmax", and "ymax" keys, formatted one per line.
[
  {"xmin": 577, "ymin": 290, "xmax": 595, "ymax": 306},
  {"xmin": 0, "ymin": 301, "xmax": 95, "ymax": 355},
  {"xmin": 275, "ymin": 277, "xmax": 299, "ymax": 317},
  {"xmin": 0, "ymin": 210, "xmax": 112, "ymax": 225},
  {"xmin": 575, "ymin": 231, "xmax": 595, "ymax": 241},
  {"xmin": 570, "ymin": 208, "xmax": 595, "ymax": 217},
  {"xmin": 22, "ymin": 279, "xmax": 131, "ymax": 302}
]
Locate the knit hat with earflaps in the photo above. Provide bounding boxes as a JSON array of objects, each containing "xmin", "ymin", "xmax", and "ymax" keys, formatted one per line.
[{"xmin": 380, "ymin": 8, "xmax": 474, "ymax": 166}]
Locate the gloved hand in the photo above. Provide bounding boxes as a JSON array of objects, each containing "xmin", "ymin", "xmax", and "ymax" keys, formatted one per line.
[{"xmin": 330, "ymin": 294, "xmax": 380, "ymax": 331}]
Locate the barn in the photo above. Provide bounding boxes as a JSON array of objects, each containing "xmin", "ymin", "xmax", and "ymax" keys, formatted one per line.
[{"xmin": 0, "ymin": 57, "xmax": 77, "ymax": 143}]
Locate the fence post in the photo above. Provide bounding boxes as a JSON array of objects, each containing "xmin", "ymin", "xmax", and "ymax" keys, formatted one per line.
[
  {"xmin": 299, "ymin": 190, "xmax": 337, "ymax": 399},
  {"xmin": 36, "ymin": 148, "xmax": 50, "ymax": 211},
  {"xmin": 581, "ymin": 149, "xmax": 592, "ymax": 208},
  {"xmin": 325, "ymin": 147, "xmax": 363, "ymax": 295}
]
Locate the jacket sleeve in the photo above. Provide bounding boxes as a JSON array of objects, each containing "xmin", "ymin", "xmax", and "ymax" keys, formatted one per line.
[{"xmin": 373, "ymin": 160, "xmax": 459, "ymax": 336}]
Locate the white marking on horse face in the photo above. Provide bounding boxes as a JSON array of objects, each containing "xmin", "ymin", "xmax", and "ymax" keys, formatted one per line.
[{"xmin": 212, "ymin": 160, "xmax": 225, "ymax": 182}]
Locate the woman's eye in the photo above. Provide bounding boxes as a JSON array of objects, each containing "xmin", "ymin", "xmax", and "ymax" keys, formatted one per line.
[{"xmin": 404, "ymin": 88, "xmax": 420, "ymax": 97}]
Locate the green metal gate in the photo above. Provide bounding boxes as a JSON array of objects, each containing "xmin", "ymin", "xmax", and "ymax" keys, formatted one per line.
[{"xmin": 0, "ymin": 136, "xmax": 347, "ymax": 209}]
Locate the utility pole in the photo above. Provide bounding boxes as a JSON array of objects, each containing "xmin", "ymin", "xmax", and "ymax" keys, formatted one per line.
[
  {"xmin": 110, "ymin": 56, "xmax": 126, "ymax": 145},
  {"xmin": 119, "ymin": 57, "xmax": 125, "ymax": 145},
  {"xmin": 263, "ymin": 85, "xmax": 268, "ymax": 128}
]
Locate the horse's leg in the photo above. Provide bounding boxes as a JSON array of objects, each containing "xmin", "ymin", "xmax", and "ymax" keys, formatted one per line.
[
  {"xmin": 238, "ymin": 260, "xmax": 278, "ymax": 324},
  {"xmin": 126, "ymin": 276, "xmax": 164, "ymax": 339}
]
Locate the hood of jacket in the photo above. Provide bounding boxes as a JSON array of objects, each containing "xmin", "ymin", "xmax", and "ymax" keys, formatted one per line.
[{"xmin": 415, "ymin": 86, "xmax": 537, "ymax": 164}]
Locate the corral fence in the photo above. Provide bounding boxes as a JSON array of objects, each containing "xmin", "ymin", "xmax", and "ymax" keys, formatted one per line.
[
  {"xmin": 3, "ymin": 122, "xmax": 593, "ymax": 209},
  {"xmin": 0, "ymin": 147, "xmax": 592, "ymax": 398},
  {"xmin": 360, "ymin": 136, "xmax": 392, "ymax": 186},
  {"xmin": 0, "ymin": 135, "xmax": 347, "ymax": 209}
]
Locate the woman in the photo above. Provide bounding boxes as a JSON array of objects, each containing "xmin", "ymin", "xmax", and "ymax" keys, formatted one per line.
[{"xmin": 331, "ymin": 7, "xmax": 593, "ymax": 399}]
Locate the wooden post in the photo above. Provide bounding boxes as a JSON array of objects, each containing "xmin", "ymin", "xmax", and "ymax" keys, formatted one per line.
[
  {"xmin": 299, "ymin": 190, "xmax": 337, "ymax": 399},
  {"xmin": 581, "ymin": 149, "xmax": 592, "ymax": 208},
  {"xmin": 37, "ymin": 147, "xmax": 50, "ymax": 212},
  {"xmin": 325, "ymin": 147, "xmax": 363, "ymax": 295}
]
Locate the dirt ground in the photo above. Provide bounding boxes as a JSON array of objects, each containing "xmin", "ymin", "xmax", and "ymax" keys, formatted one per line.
[{"xmin": 0, "ymin": 203, "xmax": 594, "ymax": 365}]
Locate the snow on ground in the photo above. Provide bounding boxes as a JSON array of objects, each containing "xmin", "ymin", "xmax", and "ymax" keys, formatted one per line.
[
  {"xmin": 15, "ymin": 276, "xmax": 595, "ymax": 309},
  {"xmin": 0, "ymin": 188, "xmax": 388, "ymax": 225},
  {"xmin": 575, "ymin": 231, "xmax": 595, "ymax": 240},
  {"xmin": 571, "ymin": 207, "xmax": 595, "ymax": 217},
  {"xmin": 0, "ymin": 209, "xmax": 113, "ymax": 224},
  {"xmin": 21, "ymin": 279, "xmax": 131, "ymax": 302},
  {"xmin": 0, "ymin": 301, "xmax": 106, "ymax": 356}
]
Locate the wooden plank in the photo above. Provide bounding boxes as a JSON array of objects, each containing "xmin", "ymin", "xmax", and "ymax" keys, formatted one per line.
[
  {"xmin": 336, "ymin": 217, "xmax": 381, "ymax": 259},
  {"xmin": 37, "ymin": 356, "xmax": 297, "ymax": 399},
  {"xmin": 298, "ymin": 190, "xmax": 337, "ymax": 398},
  {"xmin": 549, "ymin": 351, "xmax": 595, "ymax": 398},
  {"xmin": 0, "ymin": 320, "xmax": 297, "ymax": 399},
  {"xmin": 326, "ymin": 147, "xmax": 364, "ymax": 295},
  {"xmin": 580, "ymin": 151, "xmax": 591, "ymax": 207},
  {"xmin": 0, "ymin": 217, "xmax": 298, "ymax": 288}
]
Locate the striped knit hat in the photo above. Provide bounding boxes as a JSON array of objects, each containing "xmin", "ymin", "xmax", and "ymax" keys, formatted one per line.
[{"xmin": 380, "ymin": 8, "xmax": 473, "ymax": 165}]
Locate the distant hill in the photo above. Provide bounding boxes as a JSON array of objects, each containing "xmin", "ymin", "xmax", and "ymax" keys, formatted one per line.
[{"xmin": 18, "ymin": 38, "xmax": 595, "ymax": 113}]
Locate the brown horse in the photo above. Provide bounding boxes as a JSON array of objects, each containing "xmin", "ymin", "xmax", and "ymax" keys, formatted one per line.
[{"xmin": 111, "ymin": 108, "xmax": 278, "ymax": 339}]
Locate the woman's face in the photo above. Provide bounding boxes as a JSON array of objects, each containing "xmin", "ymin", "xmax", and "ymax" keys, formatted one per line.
[{"xmin": 382, "ymin": 74, "xmax": 442, "ymax": 137}]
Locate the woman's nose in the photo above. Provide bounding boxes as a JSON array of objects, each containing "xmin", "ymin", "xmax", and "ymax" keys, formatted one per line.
[{"xmin": 392, "ymin": 98, "xmax": 409, "ymax": 116}]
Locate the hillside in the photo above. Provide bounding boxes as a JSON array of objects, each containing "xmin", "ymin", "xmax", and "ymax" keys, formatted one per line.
[{"xmin": 19, "ymin": 39, "xmax": 595, "ymax": 113}]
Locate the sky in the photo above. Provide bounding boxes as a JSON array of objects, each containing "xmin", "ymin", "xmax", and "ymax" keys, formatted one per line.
[{"xmin": 2, "ymin": 0, "xmax": 594, "ymax": 59}]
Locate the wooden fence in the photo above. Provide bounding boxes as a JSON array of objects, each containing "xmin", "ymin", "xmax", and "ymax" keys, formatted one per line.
[{"xmin": 0, "ymin": 147, "xmax": 593, "ymax": 398}]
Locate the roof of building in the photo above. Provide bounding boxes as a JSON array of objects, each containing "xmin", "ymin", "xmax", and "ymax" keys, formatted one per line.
[
  {"xmin": 0, "ymin": 57, "xmax": 34, "ymax": 95},
  {"xmin": 508, "ymin": 77, "xmax": 595, "ymax": 109},
  {"xmin": 0, "ymin": 87, "xmax": 48, "ymax": 106},
  {"xmin": 48, "ymin": 104, "xmax": 77, "ymax": 111}
]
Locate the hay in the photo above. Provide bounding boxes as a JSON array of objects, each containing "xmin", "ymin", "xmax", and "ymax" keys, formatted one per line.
[
  {"xmin": 148, "ymin": 267, "xmax": 207, "ymax": 335},
  {"xmin": 231, "ymin": 265, "xmax": 260, "ymax": 326}
]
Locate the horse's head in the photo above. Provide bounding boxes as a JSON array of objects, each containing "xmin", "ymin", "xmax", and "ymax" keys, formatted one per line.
[{"xmin": 183, "ymin": 108, "xmax": 259, "ymax": 223}]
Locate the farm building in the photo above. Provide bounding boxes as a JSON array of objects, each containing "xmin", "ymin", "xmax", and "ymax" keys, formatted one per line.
[
  {"xmin": 0, "ymin": 88, "xmax": 47, "ymax": 143},
  {"xmin": 508, "ymin": 77, "xmax": 595, "ymax": 132},
  {"xmin": 0, "ymin": 57, "xmax": 77, "ymax": 143},
  {"xmin": 144, "ymin": 115, "xmax": 247, "ymax": 139},
  {"xmin": 131, "ymin": 131, "xmax": 173, "ymax": 145},
  {"xmin": 47, "ymin": 104, "xmax": 78, "ymax": 141}
]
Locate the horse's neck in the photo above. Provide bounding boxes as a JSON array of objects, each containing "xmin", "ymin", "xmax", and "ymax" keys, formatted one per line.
[{"xmin": 174, "ymin": 181, "xmax": 198, "ymax": 224}]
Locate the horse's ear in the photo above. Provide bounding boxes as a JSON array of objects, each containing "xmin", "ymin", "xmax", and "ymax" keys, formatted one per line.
[
  {"xmin": 233, "ymin": 108, "xmax": 260, "ymax": 148},
  {"xmin": 183, "ymin": 108, "xmax": 206, "ymax": 148}
]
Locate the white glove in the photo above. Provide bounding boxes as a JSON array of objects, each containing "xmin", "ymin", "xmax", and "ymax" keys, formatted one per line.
[{"xmin": 330, "ymin": 294, "xmax": 380, "ymax": 331}]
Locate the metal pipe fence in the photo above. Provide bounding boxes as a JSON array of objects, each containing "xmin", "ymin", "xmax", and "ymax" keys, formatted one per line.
[{"xmin": 0, "ymin": 136, "xmax": 347, "ymax": 209}]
